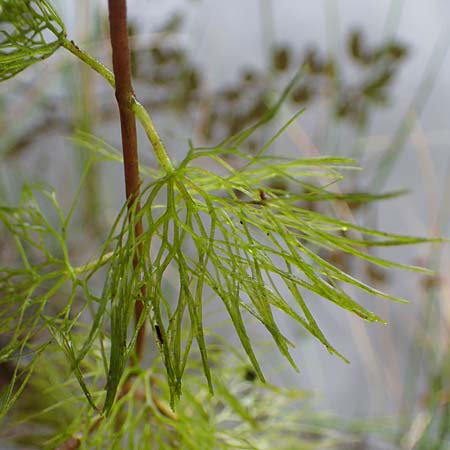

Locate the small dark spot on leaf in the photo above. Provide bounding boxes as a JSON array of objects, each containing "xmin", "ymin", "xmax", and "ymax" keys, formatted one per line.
[
  {"xmin": 244, "ymin": 368, "xmax": 257, "ymax": 382},
  {"xmin": 155, "ymin": 325, "xmax": 164, "ymax": 344}
]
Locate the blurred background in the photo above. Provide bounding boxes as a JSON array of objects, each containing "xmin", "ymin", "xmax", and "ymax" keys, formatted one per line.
[{"xmin": 1, "ymin": 0, "xmax": 450, "ymax": 448}]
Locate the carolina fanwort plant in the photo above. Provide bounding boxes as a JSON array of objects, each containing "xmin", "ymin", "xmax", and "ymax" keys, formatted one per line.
[{"xmin": 0, "ymin": 1, "xmax": 441, "ymax": 448}]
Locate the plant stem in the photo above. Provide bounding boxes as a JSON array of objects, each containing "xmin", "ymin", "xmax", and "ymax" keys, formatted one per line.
[
  {"xmin": 131, "ymin": 98, "xmax": 174, "ymax": 173},
  {"xmin": 107, "ymin": 0, "xmax": 145, "ymax": 361},
  {"xmin": 62, "ymin": 39, "xmax": 115, "ymax": 89},
  {"xmin": 62, "ymin": 40, "xmax": 174, "ymax": 173},
  {"xmin": 73, "ymin": 251, "xmax": 114, "ymax": 275}
]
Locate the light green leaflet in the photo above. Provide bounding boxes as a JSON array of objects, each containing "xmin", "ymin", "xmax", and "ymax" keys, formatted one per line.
[{"xmin": 0, "ymin": 0, "xmax": 65, "ymax": 81}]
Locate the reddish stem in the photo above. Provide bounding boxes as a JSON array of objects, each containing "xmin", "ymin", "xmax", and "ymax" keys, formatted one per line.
[{"xmin": 108, "ymin": 0, "xmax": 145, "ymax": 360}]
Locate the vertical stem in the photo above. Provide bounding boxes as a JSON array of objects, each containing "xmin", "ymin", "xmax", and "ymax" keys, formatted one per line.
[{"xmin": 108, "ymin": 0, "xmax": 145, "ymax": 360}]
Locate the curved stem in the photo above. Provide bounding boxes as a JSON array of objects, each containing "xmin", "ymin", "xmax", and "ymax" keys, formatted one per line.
[
  {"xmin": 62, "ymin": 40, "xmax": 174, "ymax": 173},
  {"xmin": 62, "ymin": 39, "xmax": 115, "ymax": 89},
  {"xmin": 131, "ymin": 98, "xmax": 174, "ymax": 173}
]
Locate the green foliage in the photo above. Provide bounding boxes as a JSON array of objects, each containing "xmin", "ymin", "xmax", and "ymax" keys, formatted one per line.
[
  {"xmin": 7, "ymin": 345, "xmax": 362, "ymax": 450},
  {"xmin": 75, "ymin": 127, "xmax": 437, "ymax": 411},
  {"xmin": 0, "ymin": 0, "xmax": 65, "ymax": 81},
  {"xmin": 0, "ymin": 0, "xmax": 443, "ymax": 448},
  {"xmin": 0, "ymin": 184, "xmax": 97, "ymax": 416},
  {"xmin": 0, "ymin": 126, "xmax": 437, "ymax": 418}
]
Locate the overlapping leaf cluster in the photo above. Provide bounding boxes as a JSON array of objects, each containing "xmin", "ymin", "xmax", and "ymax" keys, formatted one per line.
[
  {"xmin": 0, "ymin": 0, "xmax": 65, "ymax": 81},
  {"xmin": 0, "ymin": 183, "xmax": 109, "ymax": 416},
  {"xmin": 100, "ymin": 134, "xmax": 434, "ymax": 408},
  {"xmin": 0, "ymin": 113, "xmax": 436, "ymax": 417},
  {"xmin": 0, "ymin": 1, "xmax": 443, "ymax": 448}
]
